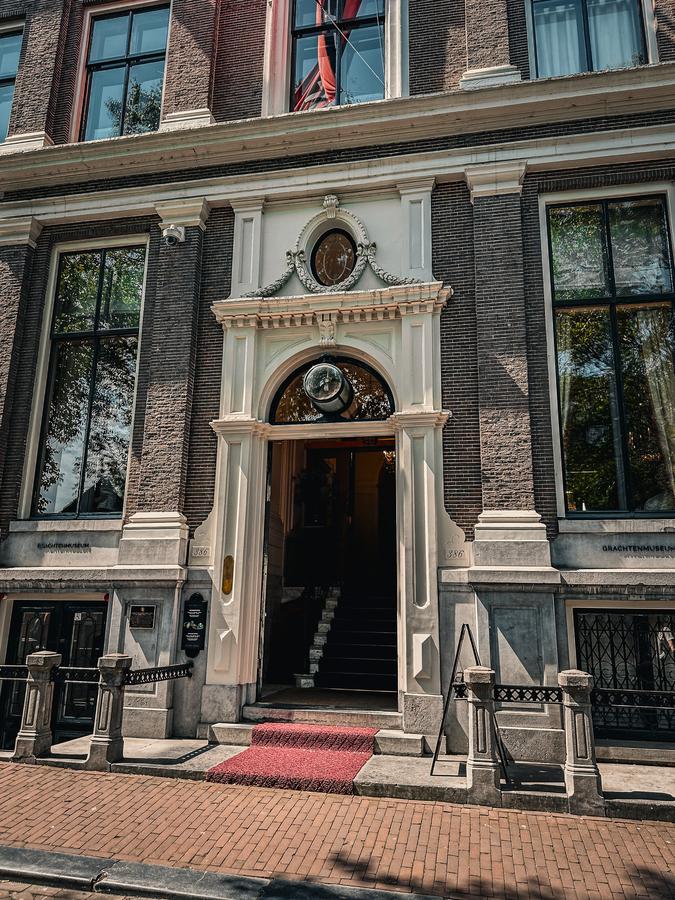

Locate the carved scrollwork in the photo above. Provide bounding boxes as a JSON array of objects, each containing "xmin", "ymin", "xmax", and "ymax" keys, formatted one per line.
[{"xmin": 246, "ymin": 196, "xmax": 424, "ymax": 299}]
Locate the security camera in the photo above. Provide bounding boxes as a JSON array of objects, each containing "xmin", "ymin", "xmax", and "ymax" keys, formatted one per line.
[{"xmin": 162, "ymin": 224, "xmax": 186, "ymax": 247}]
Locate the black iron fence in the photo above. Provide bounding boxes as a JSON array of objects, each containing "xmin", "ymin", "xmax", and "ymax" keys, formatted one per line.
[
  {"xmin": 0, "ymin": 666, "xmax": 28, "ymax": 681},
  {"xmin": 125, "ymin": 662, "xmax": 193, "ymax": 686}
]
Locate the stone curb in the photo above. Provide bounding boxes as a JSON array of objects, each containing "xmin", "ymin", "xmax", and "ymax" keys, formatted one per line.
[{"xmin": 0, "ymin": 845, "xmax": 443, "ymax": 900}]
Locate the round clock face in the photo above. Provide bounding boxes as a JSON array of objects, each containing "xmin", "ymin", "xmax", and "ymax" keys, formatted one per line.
[
  {"xmin": 311, "ymin": 229, "xmax": 357, "ymax": 287},
  {"xmin": 303, "ymin": 363, "xmax": 344, "ymax": 403}
]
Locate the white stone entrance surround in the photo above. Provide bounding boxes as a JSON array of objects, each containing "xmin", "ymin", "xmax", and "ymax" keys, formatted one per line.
[{"xmin": 199, "ymin": 281, "xmax": 469, "ymax": 734}]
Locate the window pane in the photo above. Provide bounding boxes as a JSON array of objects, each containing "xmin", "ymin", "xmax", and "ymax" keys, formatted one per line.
[
  {"xmin": 617, "ymin": 303, "xmax": 675, "ymax": 512},
  {"xmin": 123, "ymin": 59, "xmax": 164, "ymax": 134},
  {"xmin": 0, "ymin": 31, "xmax": 22, "ymax": 77},
  {"xmin": 80, "ymin": 336, "xmax": 138, "ymax": 515},
  {"xmin": 84, "ymin": 66, "xmax": 125, "ymax": 140},
  {"xmin": 534, "ymin": 0, "xmax": 587, "ymax": 77},
  {"xmin": 295, "ymin": 0, "xmax": 335, "ymax": 28},
  {"xmin": 89, "ymin": 13, "xmax": 129, "ymax": 63},
  {"xmin": 340, "ymin": 23, "xmax": 384, "ymax": 105},
  {"xmin": 549, "ymin": 204, "xmax": 610, "ymax": 302},
  {"xmin": 35, "ymin": 341, "xmax": 94, "ymax": 516},
  {"xmin": 100, "ymin": 247, "xmax": 145, "ymax": 330},
  {"xmin": 54, "ymin": 252, "xmax": 101, "ymax": 334},
  {"xmin": 130, "ymin": 7, "xmax": 169, "ymax": 55},
  {"xmin": 0, "ymin": 82, "xmax": 13, "ymax": 143},
  {"xmin": 556, "ymin": 308, "xmax": 624, "ymax": 511},
  {"xmin": 609, "ymin": 199, "xmax": 673, "ymax": 297},
  {"xmin": 588, "ymin": 0, "xmax": 645, "ymax": 71},
  {"xmin": 293, "ymin": 32, "xmax": 337, "ymax": 110},
  {"xmin": 344, "ymin": 0, "xmax": 385, "ymax": 18}
]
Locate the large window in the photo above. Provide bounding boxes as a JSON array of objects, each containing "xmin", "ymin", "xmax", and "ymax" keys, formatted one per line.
[
  {"xmin": 0, "ymin": 28, "xmax": 22, "ymax": 142},
  {"xmin": 291, "ymin": 0, "xmax": 385, "ymax": 112},
  {"xmin": 33, "ymin": 246, "xmax": 146, "ymax": 518},
  {"xmin": 81, "ymin": 5, "xmax": 169, "ymax": 141},
  {"xmin": 548, "ymin": 196, "xmax": 675, "ymax": 515},
  {"xmin": 532, "ymin": 0, "xmax": 647, "ymax": 78}
]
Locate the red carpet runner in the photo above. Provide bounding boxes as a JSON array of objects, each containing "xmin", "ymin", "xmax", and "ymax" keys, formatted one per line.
[{"xmin": 205, "ymin": 723, "xmax": 378, "ymax": 794}]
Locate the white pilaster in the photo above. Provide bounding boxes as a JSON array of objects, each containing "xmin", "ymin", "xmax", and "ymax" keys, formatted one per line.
[
  {"xmin": 230, "ymin": 199, "xmax": 265, "ymax": 298},
  {"xmin": 397, "ymin": 178, "xmax": 434, "ymax": 282}
]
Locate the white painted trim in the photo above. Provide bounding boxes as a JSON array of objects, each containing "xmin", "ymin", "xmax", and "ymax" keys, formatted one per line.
[
  {"xmin": 230, "ymin": 199, "xmax": 265, "ymax": 298},
  {"xmin": 18, "ymin": 235, "xmax": 151, "ymax": 521},
  {"xmin": 565, "ymin": 597, "xmax": 675, "ymax": 669},
  {"xmin": 2, "ymin": 43, "xmax": 673, "ymax": 193},
  {"xmin": 0, "ymin": 132, "xmax": 53, "ymax": 154},
  {"xmin": 558, "ymin": 518, "xmax": 675, "ymax": 533},
  {"xmin": 70, "ymin": 0, "xmax": 172, "ymax": 145},
  {"xmin": 0, "ymin": 216, "xmax": 42, "ymax": 247},
  {"xmin": 154, "ymin": 197, "xmax": 210, "ymax": 229},
  {"xmin": 465, "ymin": 161, "xmax": 527, "ymax": 201},
  {"xmin": 261, "ymin": 0, "xmax": 408, "ymax": 117},
  {"xmin": 539, "ymin": 182, "xmax": 675, "ymax": 520},
  {"xmin": 159, "ymin": 108, "xmax": 215, "ymax": 131},
  {"xmin": 460, "ymin": 65, "xmax": 521, "ymax": 91},
  {"xmin": 1, "ymin": 122, "xmax": 675, "ymax": 230}
]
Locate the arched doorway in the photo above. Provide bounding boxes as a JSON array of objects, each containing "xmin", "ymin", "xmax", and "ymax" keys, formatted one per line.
[{"xmin": 259, "ymin": 357, "xmax": 398, "ymax": 707}]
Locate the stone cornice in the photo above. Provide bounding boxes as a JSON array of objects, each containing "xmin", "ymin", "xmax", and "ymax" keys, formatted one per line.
[
  {"xmin": 211, "ymin": 282, "xmax": 452, "ymax": 329},
  {"xmin": 0, "ymin": 215, "xmax": 42, "ymax": 247},
  {"xmin": 0, "ymin": 63, "xmax": 674, "ymax": 193},
  {"xmin": 465, "ymin": 161, "xmax": 527, "ymax": 200}
]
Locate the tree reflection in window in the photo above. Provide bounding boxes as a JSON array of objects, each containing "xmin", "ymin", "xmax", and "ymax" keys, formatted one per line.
[
  {"xmin": 271, "ymin": 359, "xmax": 393, "ymax": 424},
  {"xmin": 548, "ymin": 197, "xmax": 675, "ymax": 514},
  {"xmin": 33, "ymin": 246, "xmax": 146, "ymax": 517}
]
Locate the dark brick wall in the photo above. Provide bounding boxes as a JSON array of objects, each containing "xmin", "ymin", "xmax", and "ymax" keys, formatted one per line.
[
  {"xmin": 465, "ymin": 0, "xmax": 511, "ymax": 71},
  {"xmin": 507, "ymin": 0, "xmax": 531, "ymax": 79},
  {"xmin": 184, "ymin": 208, "xmax": 233, "ymax": 533},
  {"xmin": 211, "ymin": 0, "xmax": 266, "ymax": 122},
  {"xmin": 135, "ymin": 226, "xmax": 203, "ymax": 514},
  {"xmin": 432, "ymin": 183, "xmax": 483, "ymax": 540},
  {"xmin": 473, "ymin": 193, "xmax": 535, "ymax": 511},
  {"xmin": 163, "ymin": 0, "xmax": 218, "ymax": 119},
  {"xmin": 656, "ymin": 0, "xmax": 675, "ymax": 60},
  {"xmin": 409, "ymin": 0, "xmax": 465, "ymax": 94},
  {"xmin": 0, "ymin": 218, "xmax": 158, "ymax": 537},
  {"xmin": 0, "ymin": 245, "xmax": 33, "ymax": 498},
  {"xmin": 7, "ymin": 0, "xmax": 71, "ymax": 141}
]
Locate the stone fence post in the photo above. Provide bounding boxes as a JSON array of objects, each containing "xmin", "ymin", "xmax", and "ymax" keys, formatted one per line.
[
  {"xmin": 465, "ymin": 666, "xmax": 501, "ymax": 806},
  {"xmin": 558, "ymin": 670, "xmax": 605, "ymax": 816},
  {"xmin": 12, "ymin": 651, "xmax": 61, "ymax": 761},
  {"xmin": 85, "ymin": 654, "xmax": 132, "ymax": 771}
]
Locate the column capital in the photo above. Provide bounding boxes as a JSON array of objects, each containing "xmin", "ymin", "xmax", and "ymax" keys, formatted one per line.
[
  {"xmin": 464, "ymin": 162, "xmax": 527, "ymax": 203},
  {"xmin": 390, "ymin": 410, "xmax": 450, "ymax": 432},
  {"xmin": 0, "ymin": 216, "xmax": 43, "ymax": 248},
  {"xmin": 155, "ymin": 198, "xmax": 211, "ymax": 231},
  {"xmin": 396, "ymin": 178, "xmax": 436, "ymax": 196},
  {"xmin": 211, "ymin": 417, "xmax": 271, "ymax": 439}
]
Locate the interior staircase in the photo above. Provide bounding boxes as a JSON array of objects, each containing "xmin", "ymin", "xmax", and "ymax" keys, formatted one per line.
[{"xmin": 314, "ymin": 592, "xmax": 397, "ymax": 693}]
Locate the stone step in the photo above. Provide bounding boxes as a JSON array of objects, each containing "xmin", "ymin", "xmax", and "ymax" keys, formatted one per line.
[
  {"xmin": 203, "ymin": 722, "xmax": 426, "ymax": 756},
  {"xmin": 242, "ymin": 704, "xmax": 402, "ymax": 731}
]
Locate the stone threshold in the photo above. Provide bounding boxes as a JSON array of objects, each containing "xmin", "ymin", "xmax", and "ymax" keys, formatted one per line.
[{"xmin": 0, "ymin": 844, "xmax": 440, "ymax": 900}]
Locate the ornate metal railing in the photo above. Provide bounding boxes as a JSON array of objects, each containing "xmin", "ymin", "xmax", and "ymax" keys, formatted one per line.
[
  {"xmin": 590, "ymin": 687, "xmax": 675, "ymax": 740},
  {"xmin": 124, "ymin": 661, "xmax": 193, "ymax": 686},
  {"xmin": 51, "ymin": 667, "xmax": 100, "ymax": 685},
  {"xmin": 591, "ymin": 688, "xmax": 675, "ymax": 710},
  {"xmin": 0, "ymin": 665, "xmax": 28, "ymax": 681},
  {"xmin": 495, "ymin": 684, "xmax": 563, "ymax": 704}
]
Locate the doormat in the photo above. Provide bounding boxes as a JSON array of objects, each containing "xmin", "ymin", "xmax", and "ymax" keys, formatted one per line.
[{"xmin": 205, "ymin": 723, "xmax": 378, "ymax": 794}]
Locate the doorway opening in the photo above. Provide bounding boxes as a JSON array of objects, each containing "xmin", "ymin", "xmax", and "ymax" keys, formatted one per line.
[
  {"xmin": 259, "ymin": 436, "xmax": 397, "ymax": 710},
  {"xmin": 0, "ymin": 599, "xmax": 107, "ymax": 750}
]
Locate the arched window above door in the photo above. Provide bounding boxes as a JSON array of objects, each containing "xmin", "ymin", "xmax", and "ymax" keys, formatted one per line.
[{"xmin": 270, "ymin": 357, "xmax": 394, "ymax": 424}]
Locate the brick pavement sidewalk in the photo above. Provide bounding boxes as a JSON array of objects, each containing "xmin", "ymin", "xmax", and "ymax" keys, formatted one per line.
[
  {"xmin": 0, "ymin": 763, "xmax": 673, "ymax": 899},
  {"xmin": 0, "ymin": 881, "xmax": 133, "ymax": 900}
]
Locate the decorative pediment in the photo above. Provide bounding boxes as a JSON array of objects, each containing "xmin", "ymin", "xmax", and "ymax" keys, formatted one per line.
[{"xmin": 245, "ymin": 195, "xmax": 423, "ymax": 298}]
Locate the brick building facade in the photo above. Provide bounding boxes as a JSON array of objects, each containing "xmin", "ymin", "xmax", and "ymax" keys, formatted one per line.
[{"xmin": 0, "ymin": 0, "xmax": 674, "ymax": 760}]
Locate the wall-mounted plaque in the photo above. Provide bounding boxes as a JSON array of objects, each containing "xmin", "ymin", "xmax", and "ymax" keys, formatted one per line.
[
  {"xmin": 129, "ymin": 605, "xmax": 156, "ymax": 629},
  {"xmin": 181, "ymin": 593, "xmax": 208, "ymax": 658}
]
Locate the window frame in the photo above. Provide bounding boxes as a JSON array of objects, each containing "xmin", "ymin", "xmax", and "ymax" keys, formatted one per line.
[
  {"xmin": 19, "ymin": 236, "xmax": 149, "ymax": 522},
  {"xmin": 290, "ymin": 0, "xmax": 386, "ymax": 112},
  {"xmin": 526, "ymin": 0, "xmax": 657, "ymax": 80},
  {"xmin": 262, "ymin": 0, "xmax": 407, "ymax": 117},
  {"xmin": 540, "ymin": 185, "xmax": 675, "ymax": 520},
  {"xmin": 0, "ymin": 22, "xmax": 24, "ymax": 143},
  {"xmin": 72, "ymin": 0, "xmax": 170, "ymax": 144}
]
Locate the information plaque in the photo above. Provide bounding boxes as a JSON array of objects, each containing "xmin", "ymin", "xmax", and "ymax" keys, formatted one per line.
[{"xmin": 181, "ymin": 593, "xmax": 208, "ymax": 658}]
